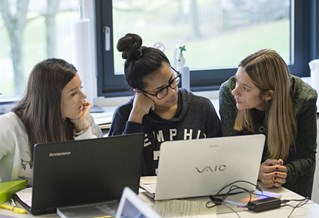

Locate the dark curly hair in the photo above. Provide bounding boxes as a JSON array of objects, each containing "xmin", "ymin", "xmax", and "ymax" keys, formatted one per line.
[{"xmin": 117, "ymin": 33, "xmax": 171, "ymax": 90}]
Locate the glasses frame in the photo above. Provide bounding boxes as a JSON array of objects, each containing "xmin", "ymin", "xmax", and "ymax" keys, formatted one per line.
[{"xmin": 141, "ymin": 67, "xmax": 181, "ymax": 100}]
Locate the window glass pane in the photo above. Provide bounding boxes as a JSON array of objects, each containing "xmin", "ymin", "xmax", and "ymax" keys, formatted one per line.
[
  {"xmin": 113, "ymin": 0, "xmax": 290, "ymax": 74},
  {"xmin": 0, "ymin": 0, "xmax": 80, "ymax": 99}
]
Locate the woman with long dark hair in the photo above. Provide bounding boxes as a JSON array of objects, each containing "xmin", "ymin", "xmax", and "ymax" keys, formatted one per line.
[{"xmin": 0, "ymin": 58, "xmax": 102, "ymax": 185}]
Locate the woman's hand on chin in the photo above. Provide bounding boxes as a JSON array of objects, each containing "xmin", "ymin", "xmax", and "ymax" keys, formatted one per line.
[{"xmin": 71, "ymin": 101, "xmax": 91, "ymax": 132}]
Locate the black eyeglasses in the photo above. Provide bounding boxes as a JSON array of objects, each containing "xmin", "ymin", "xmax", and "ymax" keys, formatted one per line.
[{"xmin": 142, "ymin": 67, "xmax": 181, "ymax": 100}]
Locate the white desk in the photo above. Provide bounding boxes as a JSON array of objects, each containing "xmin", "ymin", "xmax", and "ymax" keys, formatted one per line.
[
  {"xmin": 139, "ymin": 186, "xmax": 319, "ymax": 218},
  {"xmin": 2, "ymin": 187, "xmax": 319, "ymax": 218}
]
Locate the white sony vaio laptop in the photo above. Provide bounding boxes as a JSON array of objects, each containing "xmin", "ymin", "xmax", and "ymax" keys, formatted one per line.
[{"xmin": 140, "ymin": 134, "xmax": 265, "ymax": 200}]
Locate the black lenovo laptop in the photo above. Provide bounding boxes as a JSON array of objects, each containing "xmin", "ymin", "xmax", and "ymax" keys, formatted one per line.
[{"xmin": 16, "ymin": 133, "xmax": 144, "ymax": 215}]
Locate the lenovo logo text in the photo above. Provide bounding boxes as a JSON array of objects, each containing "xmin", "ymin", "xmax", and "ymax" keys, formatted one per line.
[{"xmin": 49, "ymin": 151, "xmax": 71, "ymax": 157}]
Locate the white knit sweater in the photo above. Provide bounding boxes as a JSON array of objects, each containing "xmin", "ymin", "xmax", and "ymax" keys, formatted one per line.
[{"xmin": 0, "ymin": 112, "xmax": 102, "ymax": 185}]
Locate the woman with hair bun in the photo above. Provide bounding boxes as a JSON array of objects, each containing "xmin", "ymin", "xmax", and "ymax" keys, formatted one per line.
[{"xmin": 109, "ymin": 33, "xmax": 221, "ymax": 176}]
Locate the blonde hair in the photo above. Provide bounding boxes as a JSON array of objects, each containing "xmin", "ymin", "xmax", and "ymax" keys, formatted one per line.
[{"xmin": 234, "ymin": 49, "xmax": 297, "ymax": 159}]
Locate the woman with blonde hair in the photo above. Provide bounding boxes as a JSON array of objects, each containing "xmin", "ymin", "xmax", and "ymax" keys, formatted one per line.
[{"xmin": 219, "ymin": 49, "xmax": 317, "ymax": 198}]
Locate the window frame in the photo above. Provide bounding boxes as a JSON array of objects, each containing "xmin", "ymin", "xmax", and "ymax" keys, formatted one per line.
[
  {"xmin": 0, "ymin": 0, "xmax": 81, "ymax": 104},
  {"xmin": 95, "ymin": 0, "xmax": 319, "ymax": 97}
]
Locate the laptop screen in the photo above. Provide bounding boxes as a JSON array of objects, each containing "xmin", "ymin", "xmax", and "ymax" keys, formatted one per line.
[
  {"xmin": 30, "ymin": 133, "xmax": 144, "ymax": 215},
  {"xmin": 154, "ymin": 134, "xmax": 265, "ymax": 200},
  {"xmin": 115, "ymin": 187, "xmax": 160, "ymax": 218}
]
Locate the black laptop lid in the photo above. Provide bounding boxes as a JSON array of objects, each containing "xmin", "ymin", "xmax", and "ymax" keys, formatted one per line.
[{"xmin": 31, "ymin": 133, "xmax": 143, "ymax": 215}]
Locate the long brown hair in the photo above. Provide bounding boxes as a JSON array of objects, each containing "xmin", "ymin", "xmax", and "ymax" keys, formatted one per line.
[
  {"xmin": 12, "ymin": 58, "xmax": 77, "ymax": 160},
  {"xmin": 234, "ymin": 49, "xmax": 297, "ymax": 159}
]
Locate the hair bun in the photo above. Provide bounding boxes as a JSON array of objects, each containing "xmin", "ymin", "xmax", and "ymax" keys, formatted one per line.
[{"xmin": 117, "ymin": 33, "xmax": 143, "ymax": 61}]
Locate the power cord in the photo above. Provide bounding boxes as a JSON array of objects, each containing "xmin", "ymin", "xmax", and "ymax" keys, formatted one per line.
[
  {"xmin": 281, "ymin": 197, "xmax": 309, "ymax": 218},
  {"xmin": 214, "ymin": 180, "xmax": 263, "ymax": 196},
  {"xmin": 205, "ymin": 180, "xmax": 310, "ymax": 218},
  {"xmin": 206, "ymin": 180, "xmax": 261, "ymax": 206},
  {"xmin": 206, "ymin": 180, "xmax": 260, "ymax": 217}
]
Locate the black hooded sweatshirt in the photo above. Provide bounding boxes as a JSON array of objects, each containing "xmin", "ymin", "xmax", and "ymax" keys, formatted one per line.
[{"xmin": 109, "ymin": 89, "xmax": 222, "ymax": 175}]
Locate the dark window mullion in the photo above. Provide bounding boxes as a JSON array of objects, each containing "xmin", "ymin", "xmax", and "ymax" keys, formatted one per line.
[
  {"xmin": 95, "ymin": 0, "xmax": 131, "ymax": 97},
  {"xmin": 96, "ymin": 0, "xmax": 311, "ymax": 97}
]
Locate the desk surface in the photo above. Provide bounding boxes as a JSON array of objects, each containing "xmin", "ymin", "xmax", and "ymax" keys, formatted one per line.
[
  {"xmin": 1, "ymin": 186, "xmax": 319, "ymax": 218},
  {"xmin": 141, "ymin": 187, "xmax": 319, "ymax": 218}
]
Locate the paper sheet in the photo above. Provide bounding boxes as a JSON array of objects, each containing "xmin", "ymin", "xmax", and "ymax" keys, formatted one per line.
[
  {"xmin": 14, "ymin": 187, "xmax": 32, "ymax": 207},
  {"xmin": 140, "ymin": 176, "xmax": 157, "ymax": 184},
  {"xmin": 153, "ymin": 197, "xmax": 217, "ymax": 218}
]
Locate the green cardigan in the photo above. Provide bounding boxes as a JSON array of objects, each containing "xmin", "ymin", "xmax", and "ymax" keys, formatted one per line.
[{"xmin": 219, "ymin": 75, "xmax": 318, "ymax": 198}]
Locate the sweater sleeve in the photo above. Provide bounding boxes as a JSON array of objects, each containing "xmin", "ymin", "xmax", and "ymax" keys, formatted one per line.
[
  {"xmin": 284, "ymin": 92, "xmax": 318, "ymax": 197},
  {"xmin": 0, "ymin": 124, "xmax": 15, "ymax": 181},
  {"xmin": 73, "ymin": 114, "xmax": 103, "ymax": 139},
  {"xmin": 219, "ymin": 79, "xmax": 240, "ymax": 136},
  {"xmin": 108, "ymin": 104, "xmax": 144, "ymax": 136},
  {"xmin": 0, "ymin": 113, "xmax": 26, "ymax": 182},
  {"xmin": 204, "ymin": 98, "xmax": 222, "ymax": 137}
]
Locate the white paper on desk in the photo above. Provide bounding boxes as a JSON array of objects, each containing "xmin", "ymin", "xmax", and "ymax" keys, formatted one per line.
[
  {"xmin": 91, "ymin": 114, "xmax": 112, "ymax": 126},
  {"xmin": 140, "ymin": 176, "xmax": 157, "ymax": 184},
  {"xmin": 140, "ymin": 176, "xmax": 157, "ymax": 194},
  {"xmin": 154, "ymin": 197, "xmax": 216, "ymax": 218},
  {"xmin": 15, "ymin": 187, "xmax": 32, "ymax": 207},
  {"xmin": 140, "ymin": 184, "xmax": 156, "ymax": 194}
]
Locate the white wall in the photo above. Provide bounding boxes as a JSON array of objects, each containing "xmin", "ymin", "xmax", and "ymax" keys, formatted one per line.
[
  {"xmin": 312, "ymin": 131, "xmax": 319, "ymax": 203},
  {"xmin": 71, "ymin": 0, "xmax": 97, "ymax": 104}
]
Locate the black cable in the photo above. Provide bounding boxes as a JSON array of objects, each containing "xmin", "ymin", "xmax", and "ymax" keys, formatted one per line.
[
  {"xmin": 280, "ymin": 197, "xmax": 309, "ymax": 218},
  {"xmin": 221, "ymin": 203, "xmax": 241, "ymax": 218},
  {"xmin": 206, "ymin": 180, "xmax": 310, "ymax": 217},
  {"xmin": 208, "ymin": 185, "xmax": 251, "ymax": 206},
  {"xmin": 214, "ymin": 180, "xmax": 262, "ymax": 197},
  {"xmin": 223, "ymin": 185, "xmax": 255, "ymax": 205},
  {"xmin": 206, "ymin": 180, "xmax": 260, "ymax": 217},
  {"xmin": 207, "ymin": 180, "xmax": 260, "ymax": 205}
]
